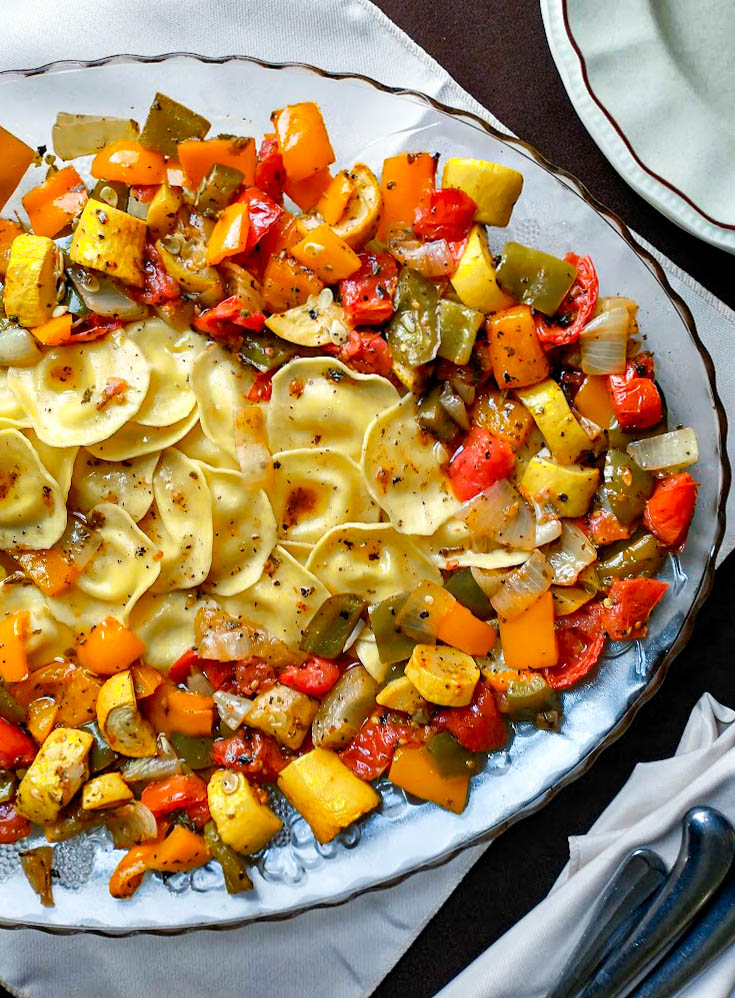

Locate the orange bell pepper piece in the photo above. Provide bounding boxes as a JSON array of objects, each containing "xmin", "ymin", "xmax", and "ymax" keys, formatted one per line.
[
  {"xmin": 389, "ymin": 745, "xmax": 469, "ymax": 813},
  {"xmin": 27, "ymin": 313, "xmax": 74, "ymax": 347},
  {"xmin": 76, "ymin": 617, "xmax": 146, "ymax": 676},
  {"xmin": 290, "ymin": 223, "xmax": 361, "ymax": 282},
  {"xmin": 131, "ymin": 663, "xmax": 164, "ymax": 700},
  {"xmin": 177, "ymin": 136, "xmax": 256, "ymax": 189},
  {"xmin": 148, "ymin": 825, "xmax": 211, "ymax": 873},
  {"xmin": 0, "ymin": 611, "xmax": 30, "ymax": 683},
  {"xmin": 436, "ymin": 603, "xmax": 496, "ymax": 657},
  {"xmin": 22, "ymin": 166, "xmax": 88, "ymax": 238},
  {"xmin": 143, "ymin": 681, "xmax": 215, "ymax": 737},
  {"xmin": 0, "ymin": 218, "xmax": 24, "ymax": 277},
  {"xmin": 15, "ymin": 549, "xmax": 79, "ymax": 596},
  {"xmin": 109, "ymin": 843, "xmax": 158, "ymax": 899},
  {"xmin": 275, "ymin": 103, "xmax": 335, "ymax": 182},
  {"xmin": 283, "ymin": 168, "xmax": 332, "ymax": 211},
  {"xmin": 0, "ymin": 124, "xmax": 34, "ymax": 210},
  {"xmin": 10, "ymin": 660, "xmax": 102, "ymax": 726},
  {"xmin": 26, "ymin": 697, "xmax": 59, "ymax": 743},
  {"xmin": 91, "ymin": 140, "xmax": 166, "ymax": 185},
  {"xmin": 316, "ymin": 170, "xmax": 355, "ymax": 225},
  {"xmin": 378, "ymin": 152, "xmax": 437, "ymax": 240},
  {"xmin": 574, "ymin": 375, "xmax": 616, "ymax": 430},
  {"xmin": 499, "ymin": 591, "xmax": 558, "ymax": 670},
  {"xmin": 487, "ymin": 305, "xmax": 550, "ymax": 390},
  {"xmin": 206, "ymin": 202, "xmax": 250, "ymax": 265},
  {"xmin": 262, "ymin": 253, "xmax": 324, "ymax": 312}
]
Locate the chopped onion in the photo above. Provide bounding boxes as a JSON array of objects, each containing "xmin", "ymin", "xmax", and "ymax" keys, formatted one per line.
[
  {"xmin": 121, "ymin": 753, "xmax": 182, "ymax": 783},
  {"xmin": 186, "ymin": 667, "xmax": 215, "ymax": 698},
  {"xmin": 105, "ymin": 801, "xmax": 158, "ymax": 849},
  {"xmin": 195, "ymin": 606, "xmax": 303, "ymax": 666},
  {"xmin": 579, "ymin": 306, "xmax": 629, "ymax": 374},
  {"xmin": 490, "ymin": 549, "xmax": 553, "ymax": 621},
  {"xmin": 534, "ymin": 500, "xmax": 562, "ymax": 547},
  {"xmin": 440, "ymin": 382, "xmax": 470, "ymax": 430},
  {"xmin": 0, "ymin": 323, "xmax": 42, "ymax": 367},
  {"xmin": 233, "ymin": 405, "xmax": 273, "ymax": 491},
  {"xmin": 460, "ymin": 479, "xmax": 537, "ymax": 551},
  {"xmin": 471, "ymin": 566, "xmax": 507, "ymax": 599},
  {"xmin": 628, "ymin": 427, "xmax": 699, "ymax": 471},
  {"xmin": 67, "ymin": 264, "xmax": 148, "ymax": 320},
  {"xmin": 344, "ymin": 617, "xmax": 365, "ymax": 651},
  {"xmin": 52, "ymin": 112, "xmax": 139, "ymax": 160},
  {"xmin": 387, "ymin": 228, "xmax": 456, "ymax": 277},
  {"xmin": 54, "ymin": 514, "xmax": 103, "ymax": 571},
  {"xmin": 595, "ymin": 296, "xmax": 639, "ymax": 335},
  {"xmin": 214, "ymin": 690, "xmax": 252, "ymax": 730},
  {"xmin": 547, "ymin": 522, "xmax": 597, "ymax": 585}
]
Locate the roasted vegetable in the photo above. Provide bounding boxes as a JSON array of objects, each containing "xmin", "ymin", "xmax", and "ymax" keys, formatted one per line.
[
  {"xmin": 389, "ymin": 744, "xmax": 469, "ymax": 813},
  {"xmin": 450, "ymin": 226, "xmax": 513, "ymax": 312},
  {"xmin": 496, "ymin": 242, "xmax": 577, "ymax": 316},
  {"xmin": 520, "ymin": 454, "xmax": 600, "ymax": 518},
  {"xmin": 369, "ymin": 594, "xmax": 417, "ymax": 666},
  {"xmin": 404, "ymin": 644, "xmax": 479, "ymax": 707},
  {"xmin": 70, "ymin": 199, "xmax": 146, "ymax": 287},
  {"xmin": 516, "ymin": 379, "xmax": 592, "ymax": 465},
  {"xmin": 194, "ymin": 164, "xmax": 244, "ymax": 215},
  {"xmin": 82, "ymin": 772, "xmax": 133, "ymax": 811},
  {"xmin": 487, "ymin": 305, "xmax": 550, "ymax": 390},
  {"xmin": 96, "ymin": 670, "xmax": 157, "ymax": 758},
  {"xmin": 207, "ymin": 769, "xmax": 282, "ymax": 854},
  {"xmin": 204, "ymin": 820, "xmax": 254, "ymax": 893},
  {"xmin": 0, "ymin": 123, "xmax": 34, "ymax": 210},
  {"xmin": 376, "ymin": 675, "xmax": 427, "ymax": 715},
  {"xmin": 437, "ymin": 299, "xmax": 483, "ymax": 366},
  {"xmin": 498, "ymin": 591, "xmax": 558, "ymax": 670},
  {"xmin": 140, "ymin": 92, "xmax": 210, "ymax": 157},
  {"xmin": 15, "ymin": 727, "xmax": 93, "ymax": 824},
  {"xmin": 597, "ymin": 531, "xmax": 666, "ymax": 586},
  {"xmin": 3, "ymin": 233, "xmax": 58, "ymax": 327},
  {"xmin": 245, "ymin": 683, "xmax": 317, "ymax": 750},
  {"xmin": 52, "ymin": 113, "xmax": 138, "ymax": 161},
  {"xmin": 387, "ymin": 267, "xmax": 440, "ymax": 368},
  {"xmin": 441, "ymin": 157, "xmax": 523, "ymax": 227},
  {"xmin": 602, "ymin": 449, "xmax": 654, "ymax": 526},
  {"xmin": 312, "ymin": 666, "xmax": 379, "ymax": 749},
  {"xmin": 300, "ymin": 593, "xmax": 366, "ymax": 658},
  {"xmin": 20, "ymin": 846, "xmax": 54, "ymax": 906}
]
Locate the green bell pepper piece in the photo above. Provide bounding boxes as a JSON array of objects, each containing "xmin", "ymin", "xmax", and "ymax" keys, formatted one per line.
[
  {"xmin": 0, "ymin": 679, "xmax": 25, "ymax": 724},
  {"xmin": 0, "ymin": 770, "xmax": 15, "ymax": 803},
  {"xmin": 239, "ymin": 330, "xmax": 297, "ymax": 373},
  {"xmin": 444, "ymin": 568, "xmax": 494, "ymax": 620},
  {"xmin": 495, "ymin": 672, "xmax": 561, "ymax": 722},
  {"xmin": 603, "ymin": 449, "xmax": 654, "ymax": 526},
  {"xmin": 425, "ymin": 732, "xmax": 485, "ymax": 778},
  {"xmin": 496, "ymin": 241, "xmax": 578, "ymax": 316},
  {"xmin": 194, "ymin": 164, "xmax": 244, "ymax": 215},
  {"xmin": 369, "ymin": 594, "xmax": 416, "ymax": 666},
  {"xmin": 597, "ymin": 531, "xmax": 666, "ymax": 586},
  {"xmin": 90, "ymin": 179, "xmax": 129, "ymax": 213},
  {"xmin": 300, "ymin": 594, "xmax": 366, "ymax": 659},
  {"xmin": 387, "ymin": 268, "xmax": 439, "ymax": 368},
  {"xmin": 204, "ymin": 821, "xmax": 254, "ymax": 894},
  {"xmin": 45, "ymin": 803, "xmax": 105, "ymax": 843},
  {"xmin": 437, "ymin": 299, "xmax": 483, "ymax": 365},
  {"xmin": 140, "ymin": 92, "xmax": 210, "ymax": 158},
  {"xmin": 78, "ymin": 720, "xmax": 117, "ymax": 774},
  {"xmin": 417, "ymin": 384, "xmax": 459, "ymax": 443},
  {"xmin": 170, "ymin": 732, "xmax": 214, "ymax": 770}
]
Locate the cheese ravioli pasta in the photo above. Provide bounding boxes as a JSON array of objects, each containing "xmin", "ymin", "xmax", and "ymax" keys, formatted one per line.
[
  {"xmin": 0, "ymin": 428, "xmax": 67, "ymax": 550},
  {"xmin": 68, "ymin": 450, "xmax": 158, "ymax": 521}
]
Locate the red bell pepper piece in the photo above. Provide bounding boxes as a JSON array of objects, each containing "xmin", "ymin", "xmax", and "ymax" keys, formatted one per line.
[
  {"xmin": 130, "ymin": 184, "xmax": 158, "ymax": 204},
  {"xmin": 433, "ymin": 682, "xmax": 507, "ymax": 752},
  {"xmin": 279, "ymin": 656, "xmax": 341, "ymax": 699},
  {"xmin": 254, "ymin": 134, "xmax": 286, "ymax": 205},
  {"xmin": 0, "ymin": 717, "xmax": 37, "ymax": 770},
  {"xmin": 413, "ymin": 187, "xmax": 476, "ymax": 242},
  {"xmin": 448, "ymin": 426, "xmax": 515, "ymax": 501},
  {"xmin": 167, "ymin": 648, "xmax": 234, "ymax": 691},
  {"xmin": 136, "ymin": 242, "xmax": 181, "ymax": 305},
  {"xmin": 234, "ymin": 658, "xmax": 277, "ymax": 697},
  {"xmin": 0, "ymin": 803, "xmax": 31, "ymax": 844},
  {"xmin": 247, "ymin": 370, "xmax": 275, "ymax": 402},
  {"xmin": 211, "ymin": 730, "xmax": 292, "ymax": 784},
  {"xmin": 643, "ymin": 473, "xmax": 698, "ymax": 549},
  {"xmin": 236, "ymin": 186, "xmax": 284, "ymax": 252},
  {"xmin": 194, "ymin": 295, "xmax": 266, "ymax": 339},
  {"xmin": 339, "ymin": 714, "xmax": 412, "ymax": 781},
  {"xmin": 608, "ymin": 355, "xmax": 662, "ymax": 431},
  {"xmin": 600, "ymin": 578, "xmax": 668, "ymax": 641},
  {"xmin": 535, "ymin": 253, "xmax": 599, "ymax": 347},
  {"xmin": 326, "ymin": 329, "xmax": 393, "ymax": 378},
  {"xmin": 140, "ymin": 774, "xmax": 208, "ymax": 818},
  {"xmin": 338, "ymin": 252, "xmax": 399, "ymax": 326},
  {"xmin": 543, "ymin": 603, "xmax": 606, "ymax": 690}
]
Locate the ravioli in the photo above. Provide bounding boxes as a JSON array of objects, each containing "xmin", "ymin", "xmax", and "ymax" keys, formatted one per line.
[
  {"xmin": 0, "ymin": 428, "xmax": 67, "ymax": 550},
  {"xmin": 84, "ymin": 407, "xmax": 198, "ymax": 461},
  {"xmin": 266, "ymin": 357, "xmax": 399, "ymax": 461},
  {"xmin": 176, "ymin": 421, "xmax": 239, "ymax": 471},
  {"xmin": 306, "ymin": 523, "xmax": 442, "ymax": 601},
  {"xmin": 220, "ymin": 545, "xmax": 329, "ymax": 649},
  {"xmin": 191, "ymin": 343, "xmax": 255, "ymax": 459},
  {"xmin": 0, "ymin": 579, "xmax": 75, "ymax": 667},
  {"xmin": 47, "ymin": 502, "xmax": 160, "ymax": 631},
  {"xmin": 199, "ymin": 466, "xmax": 276, "ymax": 596},
  {"xmin": 7, "ymin": 333, "xmax": 150, "ymax": 446},
  {"xmin": 0, "ymin": 371, "xmax": 30, "ymax": 426},
  {"xmin": 23, "ymin": 430, "xmax": 78, "ymax": 500},
  {"xmin": 129, "ymin": 590, "xmax": 216, "ymax": 672},
  {"xmin": 361, "ymin": 395, "xmax": 461, "ymax": 535},
  {"xmin": 269, "ymin": 448, "xmax": 380, "ymax": 544},
  {"xmin": 139, "ymin": 449, "xmax": 213, "ymax": 592},
  {"xmin": 127, "ymin": 319, "xmax": 206, "ymax": 427},
  {"xmin": 68, "ymin": 450, "xmax": 158, "ymax": 521}
]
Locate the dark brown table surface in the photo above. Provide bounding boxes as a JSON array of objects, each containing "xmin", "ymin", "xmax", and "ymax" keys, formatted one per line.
[{"xmin": 2, "ymin": 5, "xmax": 733, "ymax": 997}]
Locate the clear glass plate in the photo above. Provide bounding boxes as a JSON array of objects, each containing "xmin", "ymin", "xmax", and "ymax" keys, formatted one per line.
[{"xmin": 0, "ymin": 54, "xmax": 727, "ymax": 934}]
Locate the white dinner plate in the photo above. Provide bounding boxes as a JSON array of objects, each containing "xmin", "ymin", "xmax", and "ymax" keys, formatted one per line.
[{"xmin": 542, "ymin": 0, "xmax": 735, "ymax": 253}]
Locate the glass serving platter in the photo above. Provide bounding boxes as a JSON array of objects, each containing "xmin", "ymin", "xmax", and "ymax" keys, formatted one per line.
[{"xmin": 0, "ymin": 53, "xmax": 727, "ymax": 934}]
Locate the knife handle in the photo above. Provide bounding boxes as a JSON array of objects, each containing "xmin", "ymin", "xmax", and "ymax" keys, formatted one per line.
[
  {"xmin": 547, "ymin": 848, "xmax": 667, "ymax": 998},
  {"xmin": 579, "ymin": 807, "xmax": 735, "ymax": 998},
  {"xmin": 633, "ymin": 858, "xmax": 735, "ymax": 998}
]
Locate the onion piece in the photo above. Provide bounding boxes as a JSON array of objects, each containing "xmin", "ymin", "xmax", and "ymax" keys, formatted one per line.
[
  {"xmin": 627, "ymin": 428, "xmax": 699, "ymax": 471},
  {"xmin": 0, "ymin": 322, "xmax": 42, "ymax": 367},
  {"xmin": 52, "ymin": 112, "xmax": 139, "ymax": 160},
  {"xmin": 579, "ymin": 306, "xmax": 629, "ymax": 374},
  {"xmin": 440, "ymin": 382, "xmax": 470, "ymax": 430},
  {"xmin": 459, "ymin": 480, "xmax": 537, "ymax": 551},
  {"xmin": 546, "ymin": 522, "xmax": 597, "ymax": 585},
  {"xmin": 490, "ymin": 549, "xmax": 553, "ymax": 621},
  {"xmin": 195, "ymin": 606, "xmax": 303, "ymax": 666},
  {"xmin": 105, "ymin": 801, "xmax": 158, "ymax": 849},
  {"xmin": 213, "ymin": 690, "xmax": 252, "ymax": 730},
  {"xmin": 534, "ymin": 501, "xmax": 562, "ymax": 547},
  {"xmin": 67, "ymin": 264, "xmax": 149, "ymax": 321},
  {"xmin": 471, "ymin": 566, "xmax": 507, "ymax": 600},
  {"xmin": 595, "ymin": 296, "xmax": 639, "ymax": 335},
  {"xmin": 54, "ymin": 514, "xmax": 103, "ymax": 572},
  {"xmin": 387, "ymin": 227, "xmax": 456, "ymax": 278},
  {"xmin": 233, "ymin": 405, "xmax": 273, "ymax": 492},
  {"xmin": 186, "ymin": 667, "xmax": 215, "ymax": 698}
]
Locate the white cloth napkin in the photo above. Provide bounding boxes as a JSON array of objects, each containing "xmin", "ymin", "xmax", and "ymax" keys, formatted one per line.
[
  {"xmin": 438, "ymin": 693, "xmax": 735, "ymax": 998},
  {"xmin": 0, "ymin": 3, "xmax": 733, "ymax": 997}
]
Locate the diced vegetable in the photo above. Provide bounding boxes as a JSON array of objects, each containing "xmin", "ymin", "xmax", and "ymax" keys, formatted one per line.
[
  {"xmin": 627, "ymin": 428, "xmax": 699, "ymax": 472},
  {"xmin": 96, "ymin": 670, "xmax": 157, "ymax": 758},
  {"xmin": 206, "ymin": 203, "xmax": 250, "ymax": 265},
  {"xmin": 70, "ymin": 199, "xmax": 146, "ymax": 287},
  {"xmin": 0, "ymin": 802, "xmax": 30, "ymax": 843},
  {"xmin": 369, "ymin": 595, "xmax": 417, "ymax": 666},
  {"xmin": 579, "ymin": 306, "xmax": 629, "ymax": 374},
  {"xmin": 0, "ymin": 679, "xmax": 26, "ymax": 724},
  {"xmin": 437, "ymin": 299, "xmax": 483, "ymax": 365},
  {"xmin": 77, "ymin": 719, "xmax": 117, "ymax": 774},
  {"xmin": 602, "ymin": 449, "xmax": 654, "ymax": 526},
  {"xmin": 266, "ymin": 288, "xmax": 348, "ymax": 348},
  {"xmin": 543, "ymin": 603, "xmax": 605, "ymax": 689},
  {"xmin": 0, "ymin": 123, "xmax": 34, "ymax": 210},
  {"xmin": 487, "ymin": 305, "xmax": 550, "ymax": 390},
  {"xmin": 441, "ymin": 158, "xmax": 524, "ymax": 227},
  {"xmin": 22, "ymin": 166, "xmax": 87, "ymax": 238},
  {"xmin": 339, "ymin": 251, "xmax": 398, "ymax": 326},
  {"xmin": 413, "ymin": 186, "xmax": 476, "ymax": 241},
  {"xmin": 52, "ymin": 113, "xmax": 139, "ymax": 160},
  {"xmin": 283, "ymin": 168, "xmax": 332, "ymax": 211},
  {"xmin": 194, "ymin": 163, "xmax": 243, "ymax": 214},
  {"xmin": 496, "ymin": 242, "xmax": 577, "ymax": 316},
  {"xmin": 82, "ymin": 772, "xmax": 133, "ymax": 811},
  {"xmin": 490, "ymin": 549, "xmax": 554, "ymax": 622},
  {"xmin": 643, "ymin": 473, "xmax": 698, "ymax": 548},
  {"xmin": 262, "ymin": 253, "xmax": 324, "ymax": 311},
  {"xmin": 299, "ymin": 593, "xmax": 366, "ymax": 659},
  {"xmin": 601, "ymin": 578, "xmax": 668, "ymax": 641},
  {"xmin": 140, "ymin": 773, "xmax": 207, "ymax": 818},
  {"xmin": 0, "ymin": 716, "xmax": 36, "ymax": 768},
  {"xmin": 3, "ymin": 233, "xmax": 58, "ymax": 327},
  {"xmin": 91, "ymin": 140, "xmax": 166, "ymax": 185},
  {"xmin": 535, "ymin": 254, "xmax": 599, "ymax": 346},
  {"xmin": 330, "ymin": 163, "xmax": 382, "ymax": 249},
  {"xmin": 404, "ymin": 644, "xmax": 479, "ymax": 707},
  {"xmin": 277, "ymin": 747, "xmax": 380, "ymax": 843},
  {"xmin": 574, "ymin": 375, "xmax": 616, "ymax": 429},
  {"xmin": 436, "ymin": 601, "xmax": 497, "ymax": 656},
  {"xmin": 147, "ymin": 825, "xmax": 210, "ymax": 873},
  {"xmin": 546, "ymin": 521, "xmax": 597, "ymax": 585},
  {"xmin": 316, "ymin": 170, "xmax": 355, "ymax": 225},
  {"xmin": 435, "ymin": 681, "xmax": 507, "ymax": 752},
  {"xmin": 516, "ymin": 379, "xmax": 592, "ymax": 465},
  {"xmin": 450, "ymin": 226, "xmax": 514, "ymax": 312},
  {"xmin": 104, "ymin": 801, "xmax": 158, "ymax": 849},
  {"xmin": 245, "ymin": 683, "xmax": 317, "ymax": 750},
  {"xmin": 395, "ymin": 580, "xmax": 456, "ymax": 643},
  {"xmin": 0, "ymin": 218, "xmax": 24, "ymax": 278},
  {"xmin": 76, "ymin": 617, "xmax": 145, "ymax": 676},
  {"xmin": 417, "ymin": 384, "xmax": 460, "ymax": 443},
  {"xmin": 425, "ymin": 731, "xmax": 485, "ymax": 777},
  {"xmin": 389, "ymin": 745, "xmax": 469, "ymax": 813},
  {"xmin": 0, "ymin": 611, "xmax": 30, "ymax": 682},
  {"xmin": 387, "ymin": 227, "xmax": 457, "ymax": 279},
  {"xmin": 20, "ymin": 846, "xmax": 54, "ymax": 907},
  {"xmin": 15, "ymin": 727, "xmax": 93, "ymax": 824},
  {"xmin": 386, "ymin": 267, "xmax": 440, "ymax": 368},
  {"xmin": 275, "ymin": 103, "xmax": 335, "ymax": 181},
  {"xmin": 498, "ymin": 591, "xmax": 558, "ymax": 669},
  {"xmin": 290, "ymin": 222, "xmax": 361, "ymax": 282},
  {"xmin": 444, "ymin": 568, "xmax": 494, "ymax": 620},
  {"xmin": 378, "ymin": 152, "xmax": 436, "ymax": 240},
  {"xmin": 376, "ymin": 675, "xmax": 427, "ymax": 714},
  {"xmin": 483, "ymin": 663, "xmax": 561, "ymax": 723},
  {"xmin": 520, "ymin": 454, "xmax": 600, "ymax": 518},
  {"xmin": 204, "ymin": 820, "xmax": 254, "ymax": 893},
  {"xmin": 459, "ymin": 478, "xmax": 537, "ymax": 551},
  {"xmin": 609, "ymin": 371, "xmax": 662, "ymax": 432},
  {"xmin": 472, "ymin": 387, "xmax": 534, "ymax": 451},
  {"xmin": 26, "ymin": 697, "xmax": 58, "ymax": 743},
  {"xmin": 551, "ymin": 585, "xmax": 594, "ymax": 616},
  {"xmin": 448, "ymin": 427, "xmax": 515, "ymax": 502},
  {"xmin": 67, "ymin": 263, "xmax": 148, "ymax": 320},
  {"xmin": 596, "ymin": 532, "xmax": 666, "ymax": 586},
  {"xmin": 178, "ymin": 136, "xmax": 256, "ymax": 189},
  {"xmin": 144, "ymin": 682, "xmax": 215, "ymax": 737},
  {"xmin": 145, "ymin": 183, "xmax": 183, "ymax": 239},
  {"xmin": 312, "ymin": 666, "xmax": 379, "ymax": 749},
  {"xmin": 140, "ymin": 92, "xmax": 210, "ymax": 157}
]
